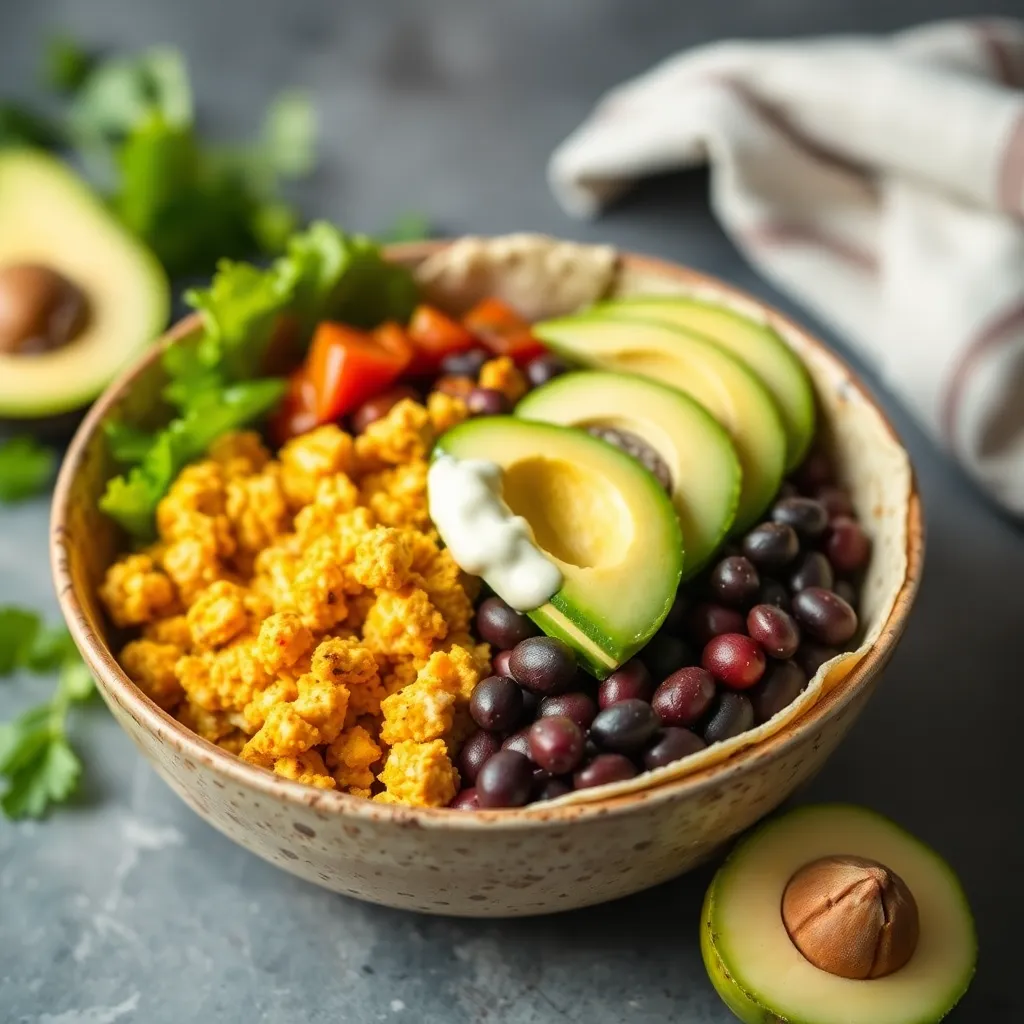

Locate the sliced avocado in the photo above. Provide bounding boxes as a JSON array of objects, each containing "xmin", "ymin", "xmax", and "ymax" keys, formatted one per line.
[
  {"xmin": 0, "ymin": 150, "xmax": 169, "ymax": 420},
  {"xmin": 534, "ymin": 314, "xmax": 786, "ymax": 533},
  {"xmin": 701, "ymin": 804, "xmax": 977, "ymax": 1024},
  {"xmin": 598, "ymin": 296, "xmax": 815, "ymax": 470},
  {"xmin": 516, "ymin": 371, "xmax": 740, "ymax": 577},
  {"xmin": 434, "ymin": 416, "xmax": 682, "ymax": 677}
]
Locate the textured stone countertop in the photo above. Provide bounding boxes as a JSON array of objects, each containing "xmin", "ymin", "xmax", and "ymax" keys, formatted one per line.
[{"xmin": 2, "ymin": 2, "xmax": 1022, "ymax": 1022}]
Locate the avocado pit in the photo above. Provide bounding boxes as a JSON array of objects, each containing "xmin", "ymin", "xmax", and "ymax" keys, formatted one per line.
[
  {"xmin": 781, "ymin": 854, "xmax": 920, "ymax": 980},
  {"xmin": 0, "ymin": 262, "xmax": 91, "ymax": 355}
]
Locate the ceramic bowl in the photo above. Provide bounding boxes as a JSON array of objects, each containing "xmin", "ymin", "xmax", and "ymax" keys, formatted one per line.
[{"xmin": 51, "ymin": 240, "xmax": 923, "ymax": 917}]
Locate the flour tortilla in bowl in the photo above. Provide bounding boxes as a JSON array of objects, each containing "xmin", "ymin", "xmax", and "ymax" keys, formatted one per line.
[{"xmin": 411, "ymin": 234, "xmax": 912, "ymax": 805}]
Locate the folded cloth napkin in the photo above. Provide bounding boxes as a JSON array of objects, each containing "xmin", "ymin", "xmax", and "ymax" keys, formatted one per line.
[{"xmin": 549, "ymin": 18, "xmax": 1024, "ymax": 515}]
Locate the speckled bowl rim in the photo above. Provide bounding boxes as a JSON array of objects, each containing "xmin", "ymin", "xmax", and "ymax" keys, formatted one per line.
[{"xmin": 51, "ymin": 241, "xmax": 924, "ymax": 831}]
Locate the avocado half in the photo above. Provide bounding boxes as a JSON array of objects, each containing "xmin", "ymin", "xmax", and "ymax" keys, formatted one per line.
[
  {"xmin": 0, "ymin": 150, "xmax": 169, "ymax": 421},
  {"xmin": 533, "ymin": 314, "xmax": 787, "ymax": 533},
  {"xmin": 596, "ymin": 296, "xmax": 816, "ymax": 470},
  {"xmin": 701, "ymin": 804, "xmax": 977, "ymax": 1024},
  {"xmin": 434, "ymin": 416, "xmax": 683, "ymax": 677},
  {"xmin": 516, "ymin": 370, "xmax": 741, "ymax": 578}
]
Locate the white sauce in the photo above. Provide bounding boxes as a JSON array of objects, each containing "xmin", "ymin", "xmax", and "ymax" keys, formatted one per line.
[{"xmin": 427, "ymin": 454, "xmax": 563, "ymax": 612}]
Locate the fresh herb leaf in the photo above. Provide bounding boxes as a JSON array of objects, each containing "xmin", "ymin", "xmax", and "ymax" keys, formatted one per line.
[
  {"xmin": 104, "ymin": 420, "xmax": 156, "ymax": 466},
  {"xmin": 1, "ymin": 735, "xmax": 82, "ymax": 819},
  {"xmin": 99, "ymin": 378, "xmax": 286, "ymax": 537},
  {"xmin": 44, "ymin": 34, "xmax": 97, "ymax": 95},
  {"xmin": 383, "ymin": 212, "xmax": 432, "ymax": 243},
  {"xmin": 0, "ymin": 103, "xmax": 65, "ymax": 149},
  {"xmin": 57, "ymin": 658, "xmax": 95, "ymax": 703},
  {"xmin": 259, "ymin": 90, "xmax": 316, "ymax": 181},
  {"xmin": 0, "ymin": 437, "xmax": 57, "ymax": 503},
  {"xmin": 24, "ymin": 626, "xmax": 78, "ymax": 674},
  {"xmin": 69, "ymin": 46, "xmax": 192, "ymax": 143},
  {"xmin": 0, "ymin": 608, "xmax": 42, "ymax": 675},
  {"xmin": 0, "ymin": 618, "xmax": 93, "ymax": 820}
]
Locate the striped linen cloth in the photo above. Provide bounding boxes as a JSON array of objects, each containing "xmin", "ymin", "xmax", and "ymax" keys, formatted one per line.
[{"xmin": 549, "ymin": 19, "xmax": 1024, "ymax": 515}]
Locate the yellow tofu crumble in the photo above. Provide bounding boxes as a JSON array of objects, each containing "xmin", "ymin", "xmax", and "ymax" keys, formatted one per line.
[{"xmin": 99, "ymin": 396, "xmax": 485, "ymax": 808}]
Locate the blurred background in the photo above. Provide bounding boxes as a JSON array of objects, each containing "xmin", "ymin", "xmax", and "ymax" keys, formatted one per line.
[{"xmin": 2, "ymin": 3, "xmax": 1022, "ymax": 1023}]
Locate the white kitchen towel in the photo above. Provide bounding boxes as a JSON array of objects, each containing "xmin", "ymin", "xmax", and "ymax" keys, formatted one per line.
[{"xmin": 549, "ymin": 18, "xmax": 1024, "ymax": 515}]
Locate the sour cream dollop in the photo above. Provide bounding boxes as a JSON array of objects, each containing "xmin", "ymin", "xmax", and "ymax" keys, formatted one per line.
[{"xmin": 427, "ymin": 454, "xmax": 562, "ymax": 612}]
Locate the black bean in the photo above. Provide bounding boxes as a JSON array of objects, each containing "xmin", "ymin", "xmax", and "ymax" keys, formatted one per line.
[
  {"xmin": 815, "ymin": 485, "xmax": 854, "ymax": 520},
  {"xmin": 825, "ymin": 517, "xmax": 871, "ymax": 574},
  {"xmin": 528, "ymin": 716, "xmax": 585, "ymax": 775},
  {"xmin": 772, "ymin": 497, "xmax": 829, "ymax": 539},
  {"xmin": 710, "ymin": 556, "xmax": 760, "ymax": 607},
  {"xmin": 742, "ymin": 522, "xmax": 799, "ymax": 568},
  {"xmin": 500, "ymin": 728, "xmax": 533, "ymax": 759},
  {"xmin": 751, "ymin": 661, "xmax": 807, "ymax": 724},
  {"xmin": 590, "ymin": 699, "xmax": 661, "ymax": 754},
  {"xmin": 688, "ymin": 603, "xmax": 746, "ymax": 648},
  {"xmin": 475, "ymin": 596, "xmax": 539, "ymax": 649},
  {"xmin": 509, "ymin": 637, "xmax": 577, "ymax": 695},
  {"xmin": 457, "ymin": 730, "xmax": 502, "ymax": 785},
  {"xmin": 441, "ymin": 347, "xmax": 489, "ymax": 378},
  {"xmin": 758, "ymin": 577, "xmax": 791, "ymax": 612},
  {"xmin": 791, "ymin": 450, "xmax": 835, "ymax": 492},
  {"xmin": 586, "ymin": 426, "xmax": 672, "ymax": 492},
  {"xmin": 796, "ymin": 642, "xmax": 839, "ymax": 678},
  {"xmin": 789, "ymin": 551, "xmax": 835, "ymax": 593},
  {"xmin": 535, "ymin": 777, "xmax": 573, "ymax": 801},
  {"xmin": 703, "ymin": 692, "xmax": 755, "ymax": 744},
  {"xmin": 652, "ymin": 667, "xmax": 716, "ymax": 727},
  {"xmin": 643, "ymin": 728, "xmax": 707, "ymax": 770},
  {"xmin": 746, "ymin": 604, "xmax": 800, "ymax": 659},
  {"xmin": 451, "ymin": 788, "xmax": 479, "ymax": 810},
  {"xmin": 792, "ymin": 587, "xmax": 858, "ymax": 645},
  {"xmin": 834, "ymin": 579, "xmax": 858, "ymax": 610},
  {"xmin": 640, "ymin": 633, "xmax": 694, "ymax": 680},
  {"xmin": 573, "ymin": 754, "xmax": 638, "ymax": 790},
  {"xmin": 476, "ymin": 751, "xmax": 534, "ymax": 808},
  {"xmin": 491, "ymin": 649, "xmax": 514, "ymax": 678},
  {"xmin": 467, "ymin": 387, "xmax": 510, "ymax": 416},
  {"xmin": 525, "ymin": 354, "xmax": 568, "ymax": 388},
  {"xmin": 538, "ymin": 692, "xmax": 598, "ymax": 731},
  {"xmin": 598, "ymin": 660, "xmax": 654, "ymax": 708},
  {"xmin": 469, "ymin": 675, "xmax": 525, "ymax": 732}
]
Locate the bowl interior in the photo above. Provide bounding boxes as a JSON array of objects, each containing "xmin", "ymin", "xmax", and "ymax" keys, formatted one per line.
[{"xmin": 51, "ymin": 237, "xmax": 922, "ymax": 823}]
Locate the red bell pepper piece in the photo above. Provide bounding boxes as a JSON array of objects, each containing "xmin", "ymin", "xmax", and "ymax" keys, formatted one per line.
[
  {"xmin": 462, "ymin": 297, "xmax": 546, "ymax": 365},
  {"xmin": 269, "ymin": 367, "xmax": 319, "ymax": 446},
  {"xmin": 306, "ymin": 321, "xmax": 413, "ymax": 424},
  {"xmin": 405, "ymin": 304, "xmax": 476, "ymax": 373}
]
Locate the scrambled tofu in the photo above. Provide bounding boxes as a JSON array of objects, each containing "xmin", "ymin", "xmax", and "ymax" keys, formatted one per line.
[{"xmin": 100, "ymin": 409, "xmax": 488, "ymax": 807}]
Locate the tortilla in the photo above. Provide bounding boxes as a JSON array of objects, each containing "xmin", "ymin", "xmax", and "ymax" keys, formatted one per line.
[{"xmin": 411, "ymin": 234, "xmax": 912, "ymax": 806}]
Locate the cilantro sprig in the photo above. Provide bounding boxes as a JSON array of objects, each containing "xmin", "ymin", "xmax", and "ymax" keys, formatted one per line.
[
  {"xmin": 0, "ymin": 437, "xmax": 57, "ymax": 503},
  {"xmin": 0, "ymin": 608, "xmax": 94, "ymax": 819}
]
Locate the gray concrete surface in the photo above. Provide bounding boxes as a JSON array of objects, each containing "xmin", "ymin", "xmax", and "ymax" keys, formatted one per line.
[{"xmin": 2, "ymin": 2, "xmax": 1022, "ymax": 1021}]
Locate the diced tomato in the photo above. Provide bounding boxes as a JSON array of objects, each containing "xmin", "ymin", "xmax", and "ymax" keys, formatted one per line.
[
  {"xmin": 306, "ymin": 321, "xmax": 413, "ymax": 423},
  {"xmin": 462, "ymin": 297, "xmax": 546, "ymax": 365},
  {"xmin": 405, "ymin": 304, "xmax": 476, "ymax": 373},
  {"xmin": 269, "ymin": 367, "xmax": 319, "ymax": 446}
]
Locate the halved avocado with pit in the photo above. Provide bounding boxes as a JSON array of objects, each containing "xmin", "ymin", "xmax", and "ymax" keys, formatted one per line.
[
  {"xmin": 434, "ymin": 416, "xmax": 683, "ymax": 677},
  {"xmin": 0, "ymin": 150, "xmax": 169, "ymax": 421},
  {"xmin": 701, "ymin": 804, "xmax": 977, "ymax": 1024},
  {"xmin": 534, "ymin": 314, "xmax": 787, "ymax": 533},
  {"xmin": 516, "ymin": 370, "xmax": 741, "ymax": 577},
  {"xmin": 597, "ymin": 296, "xmax": 816, "ymax": 470}
]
